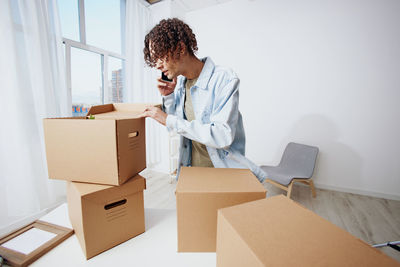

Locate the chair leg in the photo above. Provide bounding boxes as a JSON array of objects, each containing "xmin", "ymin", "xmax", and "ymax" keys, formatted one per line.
[
  {"xmin": 287, "ymin": 182, "xmax": 293, "ymax": 198},
  {"xmin": 309, "ymin": 180, "xmax": 316, "ymax": 198}
]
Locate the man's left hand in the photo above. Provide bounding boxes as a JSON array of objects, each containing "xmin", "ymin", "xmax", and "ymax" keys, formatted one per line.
[{"xmin": 141, "ymin": 106, "xmax": 167, "ymax": 126}]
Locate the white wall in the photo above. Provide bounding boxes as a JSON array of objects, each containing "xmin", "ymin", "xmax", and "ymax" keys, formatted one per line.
[{"xmin": 181, "ymin": 0, "xmax": 400, "ymax": 199}]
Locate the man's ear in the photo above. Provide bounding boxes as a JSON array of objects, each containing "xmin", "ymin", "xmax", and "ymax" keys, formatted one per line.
[{"xmin": 178, "ymin": 41, "xmax": 186, "ymax": 55}]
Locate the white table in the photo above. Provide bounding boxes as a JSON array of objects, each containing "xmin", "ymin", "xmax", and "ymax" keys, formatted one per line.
[{"xmin": 32, "ymin": 204, "xmax": 216, "ymax": 267}]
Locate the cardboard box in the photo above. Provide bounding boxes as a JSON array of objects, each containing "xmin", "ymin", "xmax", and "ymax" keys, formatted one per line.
[
  {"xmin": 216, "ymin": 195, "xmax": 400, "ymax": 267},
  {"xmin": 43, "ymin": 103, "xmax": 159, "ymax": 185},
  {"xmin": 67, "ymin": 174, "xmax": 146, "ymax": 259},
  {"xmin": 176, "ymin": 167, "xmax": 267, "ymax": 252}
]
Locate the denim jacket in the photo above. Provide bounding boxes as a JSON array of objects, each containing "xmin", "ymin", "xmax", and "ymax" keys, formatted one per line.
[{"xmin": 163, "ymin": 57, "xmax": 266, "ymax": 182}]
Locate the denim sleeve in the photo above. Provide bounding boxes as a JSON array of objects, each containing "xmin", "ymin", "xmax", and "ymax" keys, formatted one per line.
[
  {"xmin": 166, "ymin": 78, "xmax": 240, "ymax": 149},
  {"xmin": 162, "ymin": 91, "xmax": 176, "ymax": 114}
]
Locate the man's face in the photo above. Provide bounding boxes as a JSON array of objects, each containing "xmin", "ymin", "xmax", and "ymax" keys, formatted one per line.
[
  {"xmin": 149, "ymin": 41, "xmax": 181, "ymax": 79},
  {"xmin": 155, "ymin": 54, "xmax": 179, "ymax": 80}
]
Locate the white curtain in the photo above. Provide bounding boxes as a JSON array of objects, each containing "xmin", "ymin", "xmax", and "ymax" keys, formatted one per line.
[
  {"xmin": 125, "ymin": 0, "xmax": 165, "ymax": 168},
  {"xmin": 0, "ymin": 0, "xmax": 68, "ymax": 237}
]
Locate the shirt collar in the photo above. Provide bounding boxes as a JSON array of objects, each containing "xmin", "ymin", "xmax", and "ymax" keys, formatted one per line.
[
  {"xmin": 178, "ymin": 57, "xmax": 215, "ymax": 91},
  {"xmin": 195, "ymin": 57, "xmax": 214, "ymax": 90}
]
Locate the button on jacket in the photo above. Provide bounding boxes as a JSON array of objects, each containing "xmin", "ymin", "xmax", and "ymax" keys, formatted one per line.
[{"xmin": 163, "ymin": 57, "xmax": 266, "ymax": 182}]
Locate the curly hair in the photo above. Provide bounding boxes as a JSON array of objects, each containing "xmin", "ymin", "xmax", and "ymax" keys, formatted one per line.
[{"xmin": 144, "ymin": 18, "xmax": 198, "ymax": 67}]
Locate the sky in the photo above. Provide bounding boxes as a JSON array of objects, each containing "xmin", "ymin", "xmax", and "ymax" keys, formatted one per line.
[{"xmin": 57, "ymin": 0, "xmax": 124, "ymax": 105}]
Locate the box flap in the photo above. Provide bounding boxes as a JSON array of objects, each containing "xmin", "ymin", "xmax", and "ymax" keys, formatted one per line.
[
  {"xmin": 218, "ymin": 195, "xmax": 399, "ymax": 266},
  {"xmin": 176, "ymin": 167, "xmax": 266, "ymax": 193},
  {"xmin": 87, "ymin": 103, "xmax": 161, "ymax": 119},
  {"xmin": 87, "ymin": 104, "xmax": 114, "ymax": 115},
  {"xmin": 71, "ymin": 175, "xmax": 146, "ymax": 199}
]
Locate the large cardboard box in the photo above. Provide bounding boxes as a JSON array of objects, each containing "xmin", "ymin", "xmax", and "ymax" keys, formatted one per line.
[
  {"xmin": 216, "ymin": 195, "xmax": 400, "ymax": 267},
  {"xmin": 67, "ymin": 175, "xmax": 146, "ymax": 259},
  {"xmin": 176, "ymin": 167, "xmax": 267, "ymax": 252},
  {"xmin": 44, "ymin": 103, "xmax": 158, "ymax": 185}
]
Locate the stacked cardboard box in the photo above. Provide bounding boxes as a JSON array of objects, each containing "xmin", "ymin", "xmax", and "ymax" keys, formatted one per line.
[
  {"xmin": 43, "ymin": 103, "xmax": 157, "ymax": 259},
  {"xmin": 43, "ymin": 103, "xmax": 150, "ymax": 185},
  {"xmin": 66, "ymin": 175, "xmax": 146, "ymax": 259}
]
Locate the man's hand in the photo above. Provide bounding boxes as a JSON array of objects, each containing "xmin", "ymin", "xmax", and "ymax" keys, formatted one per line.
[
  {"xmin": 141, "ymin": 106, "xmax": 168, "ymax": 126},
  {"xmin": 157, "ymin": 77, "xmax": 177, "ymax": 96}
]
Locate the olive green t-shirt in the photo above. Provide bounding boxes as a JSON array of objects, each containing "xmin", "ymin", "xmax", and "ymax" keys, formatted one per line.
[{"xmin": 184, "ymin": 78, "xmax": 214, "ymax": 167}]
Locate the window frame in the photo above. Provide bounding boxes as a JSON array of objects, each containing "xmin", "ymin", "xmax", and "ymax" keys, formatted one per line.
[{"xmin": 62, "ymin": 0, "xmax": 126, "ymax": 108}]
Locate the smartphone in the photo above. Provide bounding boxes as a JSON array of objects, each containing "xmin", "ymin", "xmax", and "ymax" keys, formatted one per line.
[{"xmin": 161, "ymin": 72, "xmax": 173, "ymax": 82}]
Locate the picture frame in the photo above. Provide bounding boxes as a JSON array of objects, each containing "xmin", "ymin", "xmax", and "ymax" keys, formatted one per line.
[{"xmin": 0, "ymin": 220, "xmax": 73, "ymax": 267}]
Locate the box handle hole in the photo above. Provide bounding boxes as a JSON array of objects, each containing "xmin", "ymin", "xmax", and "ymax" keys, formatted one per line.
[
  {"xmin": 128, "ymin": 131, "xmax": 138, "ymax": 138},
  {"xmin": 104, "ymin": 199, "xmax": 127, "ymax": 210}
]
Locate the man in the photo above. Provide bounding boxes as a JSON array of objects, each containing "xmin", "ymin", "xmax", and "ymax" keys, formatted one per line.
[{"xmin": 142, "ymin": 18, "xmax": 266, "ymax": 182}]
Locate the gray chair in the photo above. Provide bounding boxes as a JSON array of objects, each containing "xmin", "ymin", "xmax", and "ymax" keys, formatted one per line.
[{"xmin": 261, "ymin": 142, "xmax": 319, "ymax": 199}]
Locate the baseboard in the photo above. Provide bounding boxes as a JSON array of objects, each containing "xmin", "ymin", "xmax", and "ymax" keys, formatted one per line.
[{"xmin": 313, "ymin": 182, "xmax": 400, "ymax": 201}]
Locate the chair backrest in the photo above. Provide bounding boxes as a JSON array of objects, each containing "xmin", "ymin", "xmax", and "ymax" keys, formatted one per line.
[{"xmin": 279, "ymin": 142, "xmax": 319, "ymax": 178}]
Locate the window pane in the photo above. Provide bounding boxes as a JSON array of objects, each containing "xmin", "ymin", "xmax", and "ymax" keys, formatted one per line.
[
  {"xmin": 107, "ymin": 57, "xmax": 124, "ymax": 103},
  {"xmin": 85, "ymin": 0, "xmax": 123, "ymax": 53},
  {"xmin": 71, "ymin": 47, "xmax": 102, "ymax": 116},
  {"xmin": 57, "ymin": 0, "xmax": 80, "ymax": 41}
]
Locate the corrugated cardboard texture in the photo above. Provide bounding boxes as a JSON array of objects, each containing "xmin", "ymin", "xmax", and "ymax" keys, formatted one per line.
[
  {"xmin": 44, "ymin": 119, "xmax": 119, "ymax": 184},
  {"xmin": 67, "ymin": 175, "xmax": 146, "ymax": 259},
  {"xmin": 43, "ymin": 103, "xmax": 157, "ymax": 185},
  {"xmin": 116, "ymin": 119, "xmax": 146, "ymax": 183},
  {"xmin": 217, "ymin": 213, "xmax": 264, "ymax": 267},
  {"xmin": 67, "ymin": 180, "xmax": 86, "ymax": 254},
  {"xmin": 176, "ymin": 167, "xmax": 266, "ymax": 193},
  {"xmin": 216, "ymin": 195, "xmax": 400, "ymax": 267},
  {"xmin": 176, "ymin": 167, "xmax": 266, "ymax": 252}
]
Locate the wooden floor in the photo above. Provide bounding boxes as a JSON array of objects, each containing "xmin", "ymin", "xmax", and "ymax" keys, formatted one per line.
[{"xmin": 140, "ymin": 169, "xmax": 400, "ymax": 262}]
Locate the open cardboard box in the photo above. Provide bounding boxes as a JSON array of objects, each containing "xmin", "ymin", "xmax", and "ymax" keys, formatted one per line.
[
  {"xmin": 67, "ymin": 174, "xmax": 146, "ymax": 259},
  {"xmin": 43, "ymin": 103, "xmax": 159, "ymax": 185},
  {"xmin": 176, "ymin": 167, "xmax": 267, "ymax": 252},
  {"xmin": 216, "ymin": 195, "xmax": 400, "ymax": 267}
]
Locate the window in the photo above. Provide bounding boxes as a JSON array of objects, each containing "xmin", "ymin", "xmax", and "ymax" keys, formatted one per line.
[
  {"xmin": 58, "ymin": 0, "xmax": 80, "ymax": 41},
  {"xmin": 71, "ymin": 47, "xmax": 103, "ymax": 108},
  {"xmin": 85, "ymin": 0, "xmax": 123, "ymax": 54},
  {"xmin": 57, "ymin": 0, "xmax": 126, "ymax": 116}
]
